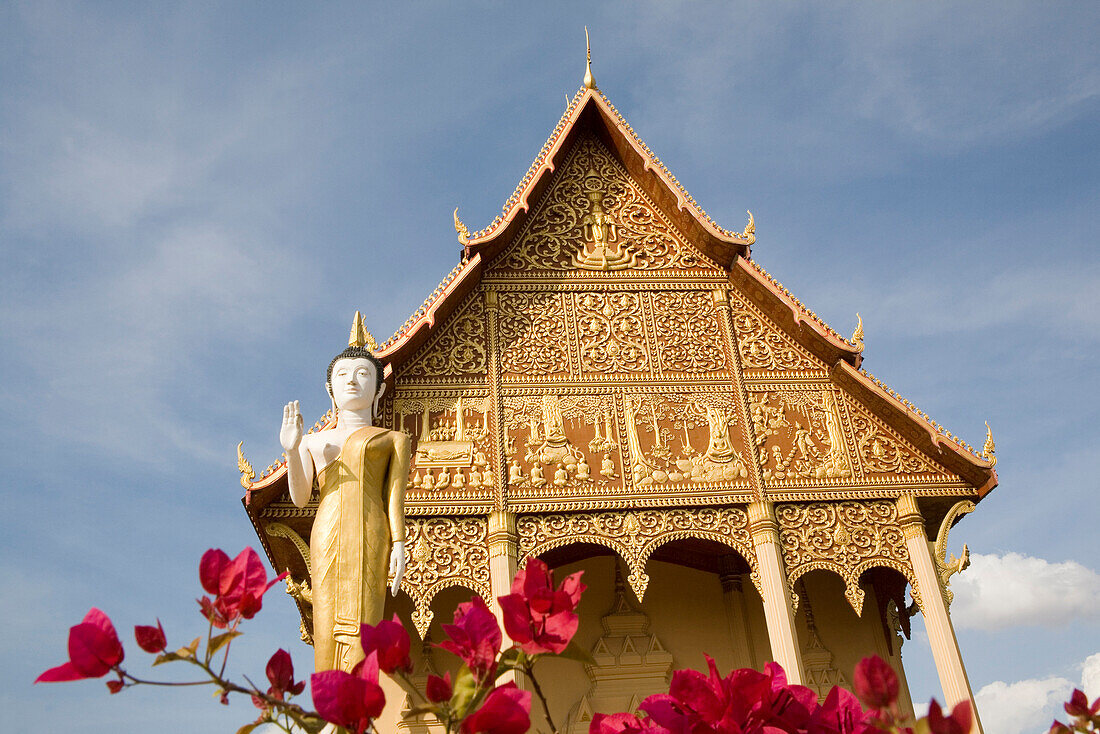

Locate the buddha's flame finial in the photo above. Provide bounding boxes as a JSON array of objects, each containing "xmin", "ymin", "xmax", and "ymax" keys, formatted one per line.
[
  {"xmin": 851, "ymin": 313, "xmax": 864, "ymax": 352},
  {"xmin": 982, "ymin": 421, "xmax": 997, "ymax": 467},
  {"xmin": 453, "ymin": 207, "xmax": 470, "ymax": 245},
  {"xmin": 583, "ymin": 26, "xmax": 596, "ymax": 90},
  {"xmin": 348, "ymin": 310, "xmax": 377, "ymax": 351}
]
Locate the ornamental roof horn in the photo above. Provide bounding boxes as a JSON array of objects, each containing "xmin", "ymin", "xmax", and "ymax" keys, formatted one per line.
[{"xmin": 583, "ymin": 27, "xmax": 596, "ymax": 90}]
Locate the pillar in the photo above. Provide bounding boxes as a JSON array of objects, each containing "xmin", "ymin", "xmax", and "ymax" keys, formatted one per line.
[
  {"xmin": 748, "ymin": 501, "xmax": 806, "ymax": 684},
  {"xmin": 719, "ymin": 561, "xmax": 758, "ymax": 670},
  {"xmin": 897, "ymin": 495, "xmax": 983, "ymax": 734},
  {"xmin": 487, "ymin": 509, "xmax": 519, "ymax": 632}
]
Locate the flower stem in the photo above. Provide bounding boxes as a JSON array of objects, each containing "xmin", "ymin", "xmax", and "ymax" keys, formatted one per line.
[{"xmin": 525, "ymin": 660, "xmax": 558, "ymax": 734}]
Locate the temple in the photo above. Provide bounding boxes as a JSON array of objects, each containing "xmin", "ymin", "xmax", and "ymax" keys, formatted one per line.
[{"xmin": 240, "ymin": 66, "xmax": 997, "ymax": 733}]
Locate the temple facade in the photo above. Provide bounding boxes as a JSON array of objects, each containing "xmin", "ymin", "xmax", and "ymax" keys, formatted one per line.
[{"xmin": 241, "ymin": 82, "xmax": 996, "ymax": 733}]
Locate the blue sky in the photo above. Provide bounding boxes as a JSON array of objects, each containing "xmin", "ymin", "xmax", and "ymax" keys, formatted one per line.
[{"xmin": 1, "ymin": 2, "xmax": 1097, "ymax": 732}]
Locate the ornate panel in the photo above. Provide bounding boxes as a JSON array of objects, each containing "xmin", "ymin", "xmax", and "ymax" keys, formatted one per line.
[
  {"xmin": 501, "ymin": 392, "xmax": 628, "ymax": 499},
  {"xmin": 488, "ymin": 134, "xmax": 723, "ymax": 277},
  {"xmin": 388, "ymin": 390, "xmax": 496, "ymax": 506},
  {"xmin": 840, "ymin": 392, "xmax": 957, "ymax": 482},
  {"xmin": 517, "ymin": 508, "xmax": 757, "ymax": 600},
  {"xmin": 776, "ymin": 501, "xmax": 919, "ymax": 614},
  {"xmin": 651, "ymin": 291, "xmax": 728, "ymax": 373},
  {"xmin": 748, "ymin": 387, "xmax": 855, "ymax": 486},
  {"xmin": 402, "ymin": 516, "xmax": 491, "ymax": 637},
  {"xmin": 498, "ymin": 291, "xmax": 571, "ymax": 379},
  {"xmin": 728, "ymin": 293, "xmax": 823, "ymax": 377},
  {"xmin": 575, "ymin": 292, "xmax": 650, "ymax": 373},
  {"xmin": 622, "ymin": 390, "xmax": 751, "ymax": 489},
  {"xmin": 399, "ymin": 292, "xmax": 487, "ymax": 382}
]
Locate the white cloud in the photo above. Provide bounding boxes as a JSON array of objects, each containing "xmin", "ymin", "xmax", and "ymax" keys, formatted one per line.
[
  {"xmin": 1082, "ymin": 653, "xmax": 1100, "ymax": 699},
  {"xmin": 951, "ymin": 552, "xmax": 1100, "ymax": 631},
  {"xmin": 975, "ymin": 676, "xmax": 1072, "ymax": 734}
]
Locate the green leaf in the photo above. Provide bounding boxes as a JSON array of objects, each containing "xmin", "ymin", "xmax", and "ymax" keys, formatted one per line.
[
  {"xmin": 208, "ymin": 630, "xmax": 242, "ymax": 656},
  {"xmin": 235, "ymin": 724, "xmax": 258, "ymax": 734},
  {"xmin": 402, "ymin": 703, "xmax": 442, "ymax": 719},
  {"xmin": 495, "ymin": 647, "xmax": 524, "ymax": 677},
  {"xmin": 296, "ymin": 715, "xmax": 330, "ymax": 734},
  {"xmin": 152, "ymin": 651, "xmax": 183, "ymax": 666},
  {"xmin": 556, "ymin": 640, "xmax": 596, "ymax": 666},
  {"xmin": 450, "ymin": 666, "xmax": 480, "ymax": 720}
]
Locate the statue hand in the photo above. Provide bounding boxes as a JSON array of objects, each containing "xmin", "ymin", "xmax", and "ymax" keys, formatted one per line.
[
  {"xmin": 280, "ymin": 400, "xmax": 304, "ymax": 452},
  {"xmin": 389, "ymin": 540, "xmax": 406, "ymax": 596}
]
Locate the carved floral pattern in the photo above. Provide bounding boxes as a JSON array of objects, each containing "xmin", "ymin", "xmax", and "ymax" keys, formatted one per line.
[
  {"xmin": 517, "ymin": 508, "xmax": 758, "ymax": 601},
  {"xmin": 499, "ymin": 292, "xmax": 569, "ymax": 376},
  {"xmin": 775, "ymin": 501, "xmax": 920, "ymax": 614},
  {"xmin": 491, "ymin": 135, "xmax": 720, "ymax": 274},
  {"xmin": 402, "ymin": 517, "xmax": 491, "ymax": 636},
  {"xmin": 652, "ymin": 291, "xmax": 727, "ymax": 373},
  {"xmin": 576, "ymin": 293, "xmax": 649, "ymax": 373},
  {"xmin": 845, "ymin": 396, "xmax": 943, "ymax": 477},
  {"xmin": 402, "ymin": 295, "xmax": 486, "ymax": 379},
  {"xmin": 729, "ymin": 296, "xmax": 820, "ymax": 374}
]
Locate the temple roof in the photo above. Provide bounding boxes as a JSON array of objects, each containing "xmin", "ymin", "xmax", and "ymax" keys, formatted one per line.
[{"xmin": 243, "ymin": 83, "xmax": 997, "ymax": 501}]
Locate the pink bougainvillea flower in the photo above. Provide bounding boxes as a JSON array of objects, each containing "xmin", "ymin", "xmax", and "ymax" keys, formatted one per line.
[
  {"xmin": 461, "ymin": 682, "xmax": 532, "ymax": 734},
  {"xmin": 1064, "ymin": 688, "xmax": 1100, "ymax": 719},
  {"xmin": 640, "ymin": 655, "xmax": 777, "ymax": 733},
  {"xmin": 590, "ymin": 712, "xmax": 672, "ymax": 734},
  {"xmin": 853, "ymin": 655, "xmax": 899, "ymax": 711},
  {"xmin": 360, "ymin": 614, "xmax": 412, "ymax": 675},
  {"xmin": 498, "ymin": 557, "xmax": 586, "ymax": 656},
  {"xmin": 426, "ymin": 671, "xmax": 452, "ymax": 703},
  {"xmin": 925, "ymin": 699, "xmax": 972, "ymax": 734},
  {"xmin": 36, "ymin": 608, "xmax": 125, "ymax": 683},
  {"xmin": 311, "ymin": 651, "xmax": 386, "ymax": 734},
  {"xmin": 808, "ymin": 686, "xmax": 872, "ymax": 734},
  {"xmin": 264, "ymin": 648, "xmax": 305, "ymax": 701},
  {"xmin": 439, "ymin": 595, "xmax": 501, "ymax": 683},
  {"xmin": 133, "ymin": 619, "xmax": 167, "ymax": 654},
  {"xmin": 197, "ymin": 548, "xmax": 285, "ymax": 628}
]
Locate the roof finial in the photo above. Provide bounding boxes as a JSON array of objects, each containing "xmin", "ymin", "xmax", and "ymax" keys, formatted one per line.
[
  {"xmin": 348, "ymin": 311, "xmax": 377, "ymax": 350},
  {"xmin": 851, "ymin": 313, "xmax": 864, "ymax": 352},
  {"xmin": 453, "ymin": 207, "xmax": 470, "ymax": 245},
  {"xmin": 583, "ymin": 26, "xmax": 596, "ymax": 90},
  {"xmin": 982, "ymin": 421, "xmax": 997, "ymax": 468}
]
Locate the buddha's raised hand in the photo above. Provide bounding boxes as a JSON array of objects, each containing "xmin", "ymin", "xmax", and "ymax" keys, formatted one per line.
[{"xmin": 280, "ymin": 400, "xmax": 304, "ymax": 452}]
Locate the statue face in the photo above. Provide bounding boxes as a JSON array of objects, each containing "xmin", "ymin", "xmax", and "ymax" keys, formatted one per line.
[{"xmin": 329, "ymin": 357, "xmax": 382, "ymax": 413}]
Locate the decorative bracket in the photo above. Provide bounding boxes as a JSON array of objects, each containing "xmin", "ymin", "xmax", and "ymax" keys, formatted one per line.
[{"xmin": 933, "ymin": 500, "xmax": 976, "ymax": 603}]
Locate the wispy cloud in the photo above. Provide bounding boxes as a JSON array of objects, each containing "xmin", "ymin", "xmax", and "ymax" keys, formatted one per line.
[
  {"xmin": 976, "ymin": 675, "xmax": 1074, "ymax": 734},
  {"xmin": 951, "ymin": 552, "xmax": 1100, "ymax": 631}
]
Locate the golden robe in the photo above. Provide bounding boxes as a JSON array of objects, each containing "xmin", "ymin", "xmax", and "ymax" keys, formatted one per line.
[{"xmin": 311, "ymin": 426, "xmax": 410, "ymax": 672}]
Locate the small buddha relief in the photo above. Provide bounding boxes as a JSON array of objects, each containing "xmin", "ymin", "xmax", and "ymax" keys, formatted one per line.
[{"xmin": 572, "ymin": 170, "xmax": 636, "ymax": 271}]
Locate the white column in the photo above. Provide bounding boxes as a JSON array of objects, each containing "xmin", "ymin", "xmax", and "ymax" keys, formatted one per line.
[
  {"xmin": 719, "ymin": 566, "xmax": 758, "ymax": 670},
  {"xmin": 897, "ymin": 495, "xmax": 983, "ymax": 734},
  {"xmin": 748, "ymin": 501, "xmax": 805, "ymax": 684}
]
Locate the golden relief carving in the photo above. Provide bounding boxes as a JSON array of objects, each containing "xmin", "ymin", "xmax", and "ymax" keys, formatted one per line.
[
  {"xmin": 776, "ymin": 501, "xmax": 920, "ymax": 614},
  {"xmin": 934, "ymin": 500, "xmax": 975, "ymax": 605},
  {"xmin": 623, "ymin": 391, "xmax": 750, "ymax": 487},
  {"xmin": 401, "ymin": 294, "xmax": 486, "ymax": 380},
  {"xmin": 402, "ymin": 516, "xmax": 491, "ymax": 637},
  {"xmin": 517, "ymin": 508, "xmax": 758, "ymax": 601},
  {"xmin": 728, "ymin": 296, "xmax": 821, "ymax": 375},
  {"xmin": 842, "ymin": 394, "xmax": 949, "ymax": 479},
  {"xmin": 391, "ymin": 393, "xmax": 496, "ymax": 496},
  {"xmin": 503, "ymin": 393, "xmax": 624, "ymax": 494},
  {"xmin": 750, "ymin": 390, "xmax": 853, "ymax": 482},
  {"xmin": 651, "ymin": 291, "xmax": 727, "ymax": 373},
  {"xmin": 498, "ymin": 291, "xmax": 570, "ymax": 377},
  {"xmin": 490, "ymin": 134, "xmax": 721, "ymax": 275},
  {"xmin": 576, "ymin": 292, "xmax": 650, "ymax": 373}
]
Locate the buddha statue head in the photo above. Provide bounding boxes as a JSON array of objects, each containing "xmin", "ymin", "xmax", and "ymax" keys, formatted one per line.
[{"xmin": 326, "ymin": 312, "xmax": 387, "ymax": 421}]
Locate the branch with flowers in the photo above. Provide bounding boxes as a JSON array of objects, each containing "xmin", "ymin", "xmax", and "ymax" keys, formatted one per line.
[{"xmin": 36, "ymin": 545, "xmax": 1089, "ymax": 734}]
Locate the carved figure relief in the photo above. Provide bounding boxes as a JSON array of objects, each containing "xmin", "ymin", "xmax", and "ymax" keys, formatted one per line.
[
  {"xmin": 776, "ymin": 501, "xmax": 919, "ymax": 614},
  {"xmin": 502, "ymin": 393, "xmax": 624, "ymax": 495},
  {"xmin": 489, "ymin": 134, "xmax": 722, "ymax": 275},
  {"xmin": 400, "ymin": 294, "xmax": 487, "ymax": 381},
  {"xmin": 517, "ymin": 508, "xmax": 757, "ymax": 601},
  {"xmin": 749, "ymin": 390, "xmax": 854, "ymax": 483},
  {"xmin": 391, "ymin": 393, "xmax": 496, "ymax": 496},
  {"xmin": 728, "ymin": 295, "xmax": 822, "ymax": 376},
  {"xmin": 402, "ymin": 517, "xmax": 491, "ymax": 637},
  {"xmin": 622, "ymin": 392, "xmax": 750, "ymax": 487}
]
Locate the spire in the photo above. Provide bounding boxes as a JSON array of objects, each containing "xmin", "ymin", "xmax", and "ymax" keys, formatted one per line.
[
  {"xmin": 348, "ymin": 311, "xmax": 377, "ymax": 350},
  {"xmin": 583, "ymin": 26, "xmax": 596, "ymax": 90}
]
